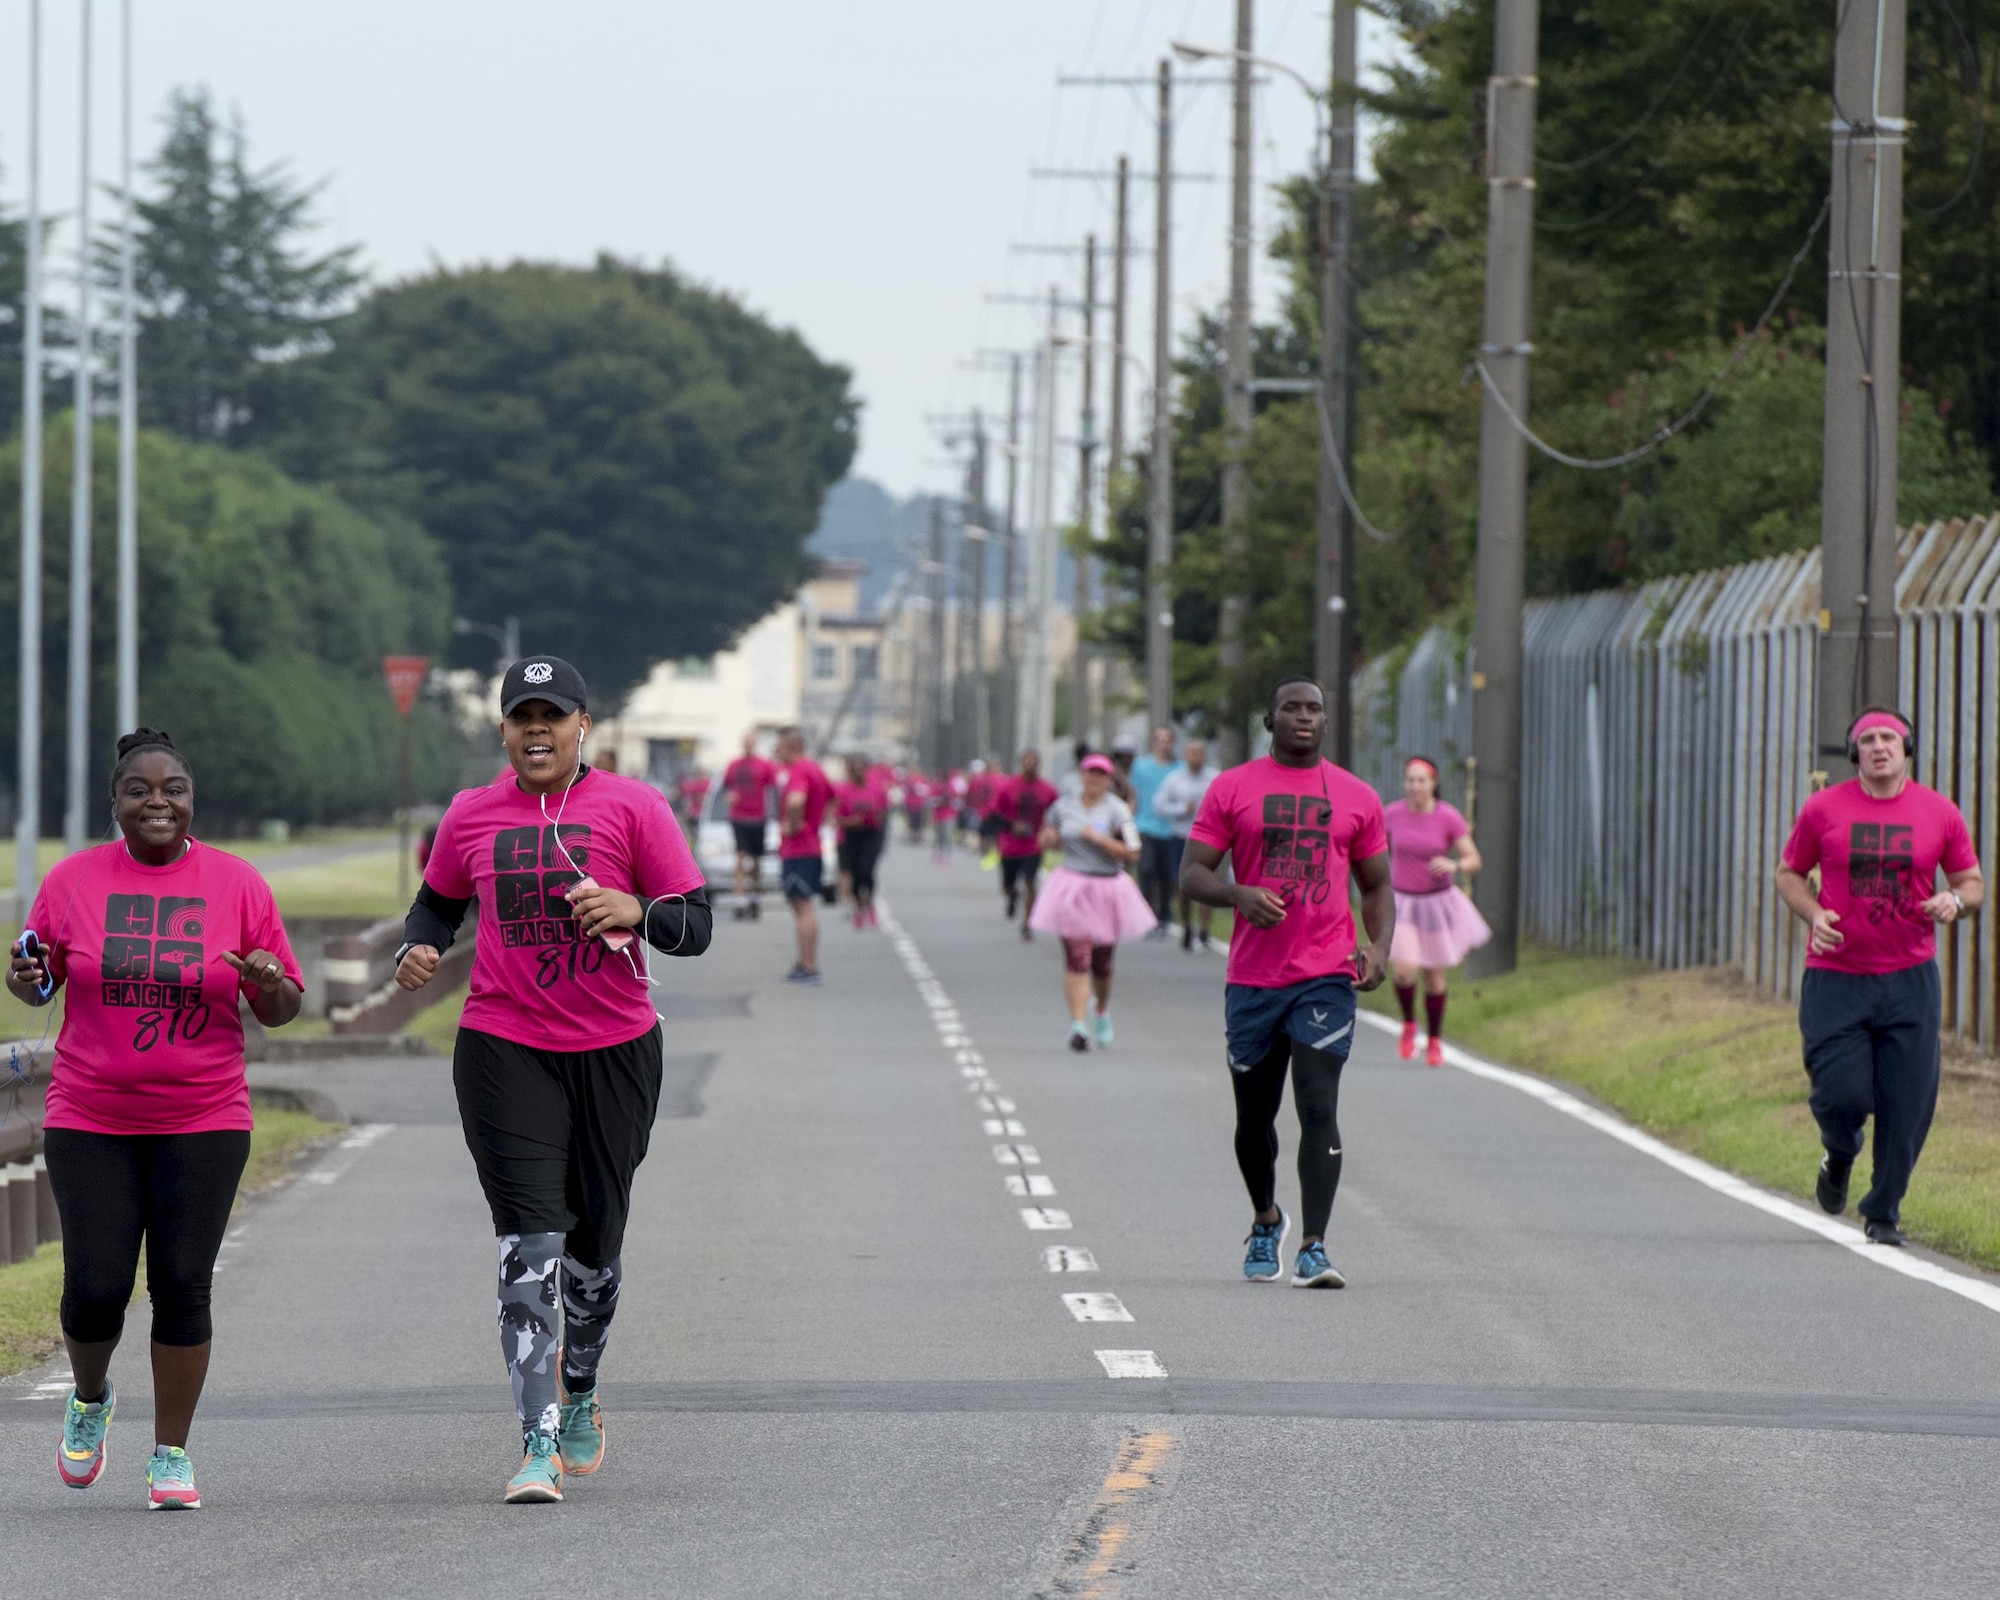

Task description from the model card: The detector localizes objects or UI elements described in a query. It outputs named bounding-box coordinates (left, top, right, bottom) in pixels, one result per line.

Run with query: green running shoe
left=558, top=1388, right=606, bottom=1476
left=145, top=1445, right=201, bottom=1510
left=58, top=1383, right=115, bottom=1488
left=1093, top=1011, right=1114, bottom=1049
left=505, top=1432, right=564, bottom=1504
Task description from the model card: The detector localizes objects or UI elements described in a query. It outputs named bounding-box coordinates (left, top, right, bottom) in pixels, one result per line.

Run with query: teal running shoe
left=558, top=1389, right=606, bottom=1476
left=145, top=1445, right=201, bottom=1510
left=58, top=1383, right=115, bottom=1488
left=1291, top=1241, right=1346, bottom=1288
left=1242, top=1206, right=1289, bottom=1282
left=1093, top=1011, right=1114, bottom=1049
left=505, top=1432, right=564, bottom=1504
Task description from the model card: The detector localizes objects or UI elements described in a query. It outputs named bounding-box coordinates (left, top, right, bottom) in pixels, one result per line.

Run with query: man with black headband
left=1181, top=675, right=1394, bottom=1288
left=1775, top=707, right=1984, bottom=1246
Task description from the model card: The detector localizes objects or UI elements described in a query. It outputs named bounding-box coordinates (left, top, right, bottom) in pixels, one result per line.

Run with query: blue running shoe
left=145, top=1445, right=201, bottom=1510
left=1242, top=1207, right=1289, bottom=1282
left=58, top=1383, right=114, bottom=1489
left=506, top=1432, right=564, bottom=1504
left=558, top=1389, right=606, bottom=1476
left=1292, top=1241, right=1346, bottom=1288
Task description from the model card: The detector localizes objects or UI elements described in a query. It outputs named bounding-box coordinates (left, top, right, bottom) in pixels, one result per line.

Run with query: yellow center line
left=1053, top=1429, right=1179, bottom=1599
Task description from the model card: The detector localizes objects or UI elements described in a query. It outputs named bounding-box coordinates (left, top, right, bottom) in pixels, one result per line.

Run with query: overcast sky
left=3, top=1, right=1403, bottom=505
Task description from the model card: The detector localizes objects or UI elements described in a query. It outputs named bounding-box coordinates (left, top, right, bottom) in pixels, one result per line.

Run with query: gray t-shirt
left=1048, top=793, right=1140, bottom=876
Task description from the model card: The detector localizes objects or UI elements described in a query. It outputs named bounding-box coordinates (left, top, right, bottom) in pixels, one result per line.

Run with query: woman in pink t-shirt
left=7, top=728, right=304, bottom=1509
left=1383, top=757, right=1490, bottom=1066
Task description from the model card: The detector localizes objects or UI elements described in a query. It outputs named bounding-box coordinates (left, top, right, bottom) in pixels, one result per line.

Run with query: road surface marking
left=1040, top=1430, right=1178, bottom=1598
left=982, top=1118, right=1029, bottom=1137
left=1006, top=1174, right=1058, bottom=1196
left=1354, top=1011, right=2000, bottom=1318
left=995, top=1144, right=1042, bottom=1165
left=1094, top=1350, right=1168, bottom=1379
left=1044, top=1247, right=1099, bottom=1272
left=1022, top=1208, right=1073, bottom=1230
left=1064, top=1293, right=1133, bottom=1322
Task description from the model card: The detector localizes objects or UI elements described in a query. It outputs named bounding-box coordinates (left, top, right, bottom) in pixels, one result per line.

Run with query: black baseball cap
left=500, top=656, right=588, bottom=717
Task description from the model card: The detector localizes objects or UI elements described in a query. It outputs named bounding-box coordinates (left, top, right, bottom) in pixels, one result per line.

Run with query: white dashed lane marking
left=1095, top=1350, right=1168, bottom=1378
left=880, top=903, right=1163, bottom=1377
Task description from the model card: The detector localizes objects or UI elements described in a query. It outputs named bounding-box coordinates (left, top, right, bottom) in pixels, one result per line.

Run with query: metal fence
left=1351, top=514, right=2000, bottom=1050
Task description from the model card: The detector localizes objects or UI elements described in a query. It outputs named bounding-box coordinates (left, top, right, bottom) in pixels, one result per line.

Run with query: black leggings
left=43, top=1127, right=250, bottom=1347
left=841, top=827, right=884, bottom=899
left=1231, top=1041, right=1346, bottom=1238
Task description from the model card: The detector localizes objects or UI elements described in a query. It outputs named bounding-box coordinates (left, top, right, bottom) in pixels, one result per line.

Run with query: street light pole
left=116, top=0, right=137, bottom=735
left=65, top=0, right=95, bottom=850
left=1316, top=1, right=1358, bottom=767
left=17, top=0, right=44, bottom=900
left=1146, top=60, right=1176, bottom=732
left=1215, top=0, right=1255, bottom=766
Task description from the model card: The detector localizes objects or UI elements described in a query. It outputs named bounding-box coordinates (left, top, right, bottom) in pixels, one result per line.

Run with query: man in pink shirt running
left=775, top=726, right=834, bottom=985
left=1775, top=707, right=1984, bottom=1247
left=1182, top=676, right=1394, bottom=1289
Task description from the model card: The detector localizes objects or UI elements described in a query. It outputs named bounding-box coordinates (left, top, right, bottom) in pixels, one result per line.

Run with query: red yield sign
left=382, top=655, right=430, bottom=718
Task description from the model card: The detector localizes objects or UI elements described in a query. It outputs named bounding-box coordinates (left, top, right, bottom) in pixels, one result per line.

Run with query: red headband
left=1851, top=713, right=1910, bottom=742
left=1404, top=758, right=1438, bottom=778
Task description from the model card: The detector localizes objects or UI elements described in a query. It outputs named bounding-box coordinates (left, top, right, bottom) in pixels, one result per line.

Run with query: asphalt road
left=8, top=846, right=2000, bottom=1597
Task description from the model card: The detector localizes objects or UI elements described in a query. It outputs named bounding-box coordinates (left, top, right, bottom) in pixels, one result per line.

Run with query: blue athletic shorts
left=781, top=855, right=824, bottom=903
left=1223, top=975, right=1356, bottom=1071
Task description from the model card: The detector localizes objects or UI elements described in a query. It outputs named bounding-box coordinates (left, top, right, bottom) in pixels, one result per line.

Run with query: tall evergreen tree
left=124, top=88, right=361, bottom=443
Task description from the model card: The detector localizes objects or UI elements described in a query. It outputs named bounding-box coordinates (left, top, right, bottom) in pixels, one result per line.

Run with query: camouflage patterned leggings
left=496, top=1233, right=624, bottom=1441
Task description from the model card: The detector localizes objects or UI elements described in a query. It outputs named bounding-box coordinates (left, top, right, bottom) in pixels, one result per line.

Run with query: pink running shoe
left=1425, top=1037, right=1445, bottom=1068
left=1398, top=1021, right=1419, bottom=1061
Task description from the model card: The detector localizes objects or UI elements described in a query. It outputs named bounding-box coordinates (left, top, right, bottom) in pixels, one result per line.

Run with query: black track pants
left=1230, top=1040, right=1346, bottom=1238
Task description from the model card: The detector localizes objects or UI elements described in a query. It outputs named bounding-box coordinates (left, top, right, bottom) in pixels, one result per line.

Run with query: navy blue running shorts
left=781, top=854, right=824, bottom=903
left=1223, top=975, right=1356, bottom=1071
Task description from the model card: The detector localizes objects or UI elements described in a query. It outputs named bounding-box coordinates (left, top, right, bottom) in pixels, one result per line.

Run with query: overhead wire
left=1910, top=0, right=1987, bottom=218
left=1469, top=193, right=1832, bottom=472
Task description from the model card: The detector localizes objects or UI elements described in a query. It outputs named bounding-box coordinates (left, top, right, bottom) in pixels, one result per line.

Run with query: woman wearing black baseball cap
left=395, top=655, right=714, bottom=1503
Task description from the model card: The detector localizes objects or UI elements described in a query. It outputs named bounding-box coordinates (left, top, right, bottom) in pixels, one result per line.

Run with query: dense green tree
left=1098, top=0, right=2000, bottom=725
left=123, top=88, right=361, bottom=443
left=0, top=424, right=459, bottom=829
left=248, top=257, right=859, bottom=704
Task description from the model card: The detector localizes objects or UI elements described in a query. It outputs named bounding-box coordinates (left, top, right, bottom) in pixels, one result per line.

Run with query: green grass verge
left=0, top=1105, right=343, bottom=1377
left=1361, top=944, right=2000, bottom=1272
left=408, top=984, right=469, bottom=1055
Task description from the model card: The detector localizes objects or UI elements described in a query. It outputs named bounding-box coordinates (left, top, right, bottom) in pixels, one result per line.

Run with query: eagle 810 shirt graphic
left=1847, top=822, right=1916, bottom=923
left=1261, top=794, right=1334, bottom=906
left=102, top=892, right=213, bottom=1049
left=492, top=823, right=609, bottom=987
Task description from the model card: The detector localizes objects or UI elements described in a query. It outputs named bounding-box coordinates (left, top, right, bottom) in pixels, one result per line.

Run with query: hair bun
left=115, top=727, right=176, bottom=760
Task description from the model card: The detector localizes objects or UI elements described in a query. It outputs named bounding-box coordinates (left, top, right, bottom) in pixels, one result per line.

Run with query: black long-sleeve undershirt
left=400, top=883, right=713, bottom=958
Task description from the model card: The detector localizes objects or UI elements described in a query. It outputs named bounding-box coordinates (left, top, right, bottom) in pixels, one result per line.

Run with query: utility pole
left=1109, top=158, right=1130, bottom=487
left=967, top=412, right=991, bottom=760
left=924, top=497, right=948, bottom=773
left=1816, top=0, right=1907, bottom=777
left=66, top=0, right=94, bottom=850
left=1316, top=1, right=1359, bottom=767
left=1072, top=235, right=1098, bottom=746
left=116, top=0, right=137, bottom=735
left=1000, top=356, right=1022, bottom=760
left=17, top=0, right=44, bottom=900
left=1214, top=0, right=1255, bottom=765
left=1017, top=292, right=1061, bottom=759
left=1467, top=0, right=1540, bottom=977
left=1147, top=60, right=1176, bottom=732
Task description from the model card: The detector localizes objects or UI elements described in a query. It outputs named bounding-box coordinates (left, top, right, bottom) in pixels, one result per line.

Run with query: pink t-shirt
left=28, top=840, right=303, bottom=1136
left=424, top=768, right=705, bottom=1050
left=723, top=756, right=777, bottom=823
left=834, top=781, right=888, bottom=834
left=1385, top=799, right=1468, bottom=895
left=994, top=776, right=1060, bottom=858
left=779, top=758, right=834, bottom=860
left=1189, top=757, right=1389, bottom=989
left=1781, top=778, right=1977, bottom=974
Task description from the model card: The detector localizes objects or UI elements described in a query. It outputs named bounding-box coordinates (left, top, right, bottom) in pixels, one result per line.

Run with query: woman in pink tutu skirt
left=1384, top=757, right=1489, bottom=1066
left=1030, top=753, right=1157, bottom=1051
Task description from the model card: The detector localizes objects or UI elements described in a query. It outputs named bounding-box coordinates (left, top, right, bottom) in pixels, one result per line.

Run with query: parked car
left=692, top=783, right=839, bottom=903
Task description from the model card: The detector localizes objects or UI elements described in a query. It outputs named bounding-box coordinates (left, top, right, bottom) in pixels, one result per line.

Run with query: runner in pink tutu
left=1029, top=754, right=1156, bottom=1051
left=1384, top=757, right=1489, bottom=1066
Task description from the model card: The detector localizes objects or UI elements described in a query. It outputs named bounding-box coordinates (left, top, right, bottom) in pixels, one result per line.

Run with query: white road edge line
left=1352, top=1010, right=2000, bottom=1316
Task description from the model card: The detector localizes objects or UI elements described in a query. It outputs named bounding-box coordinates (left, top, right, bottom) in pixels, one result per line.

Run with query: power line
left=1470, top=194, right=1831, bottom=472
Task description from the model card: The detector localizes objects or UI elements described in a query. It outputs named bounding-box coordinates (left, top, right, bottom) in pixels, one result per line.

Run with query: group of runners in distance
left=7, top=650, right=1978, bottom=1509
